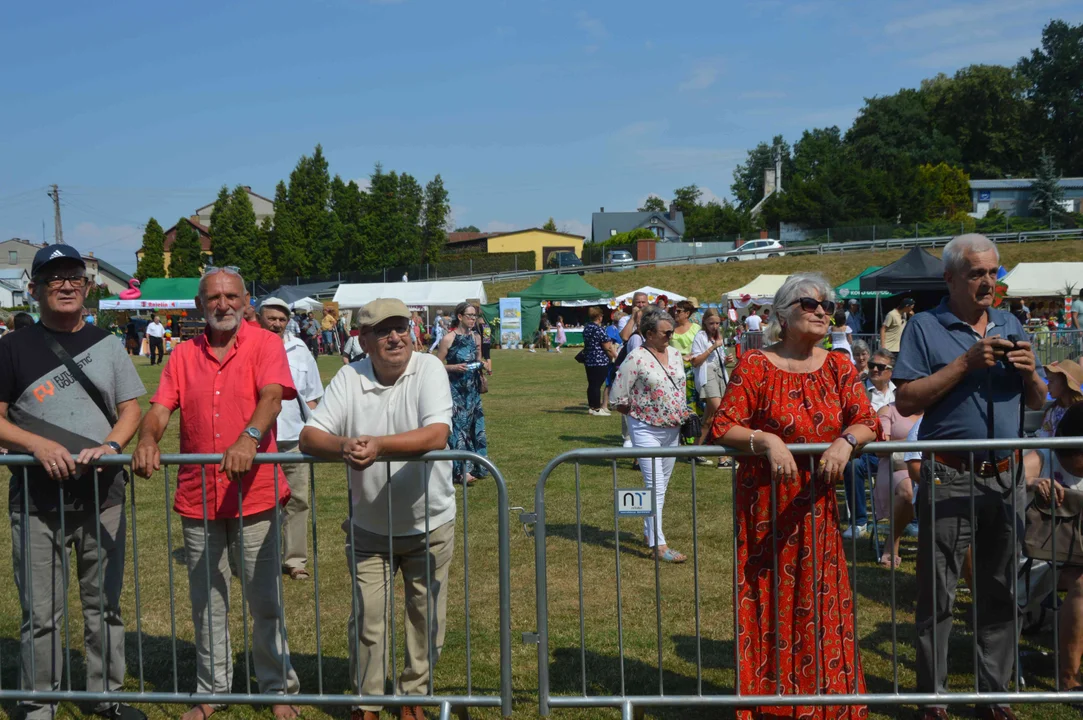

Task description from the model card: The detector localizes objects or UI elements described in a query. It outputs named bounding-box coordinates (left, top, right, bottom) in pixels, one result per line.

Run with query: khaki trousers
left=344, top=519, right=455, bottom=711
left=181, top=509, right=299, bottom=697
left=277, top=441, right=310, bottom=571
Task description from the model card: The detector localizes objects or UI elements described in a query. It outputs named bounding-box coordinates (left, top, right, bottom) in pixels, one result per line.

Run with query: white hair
left=765, top=272, right=835, bottom=344
left=942, top=233, right=998, bottom=276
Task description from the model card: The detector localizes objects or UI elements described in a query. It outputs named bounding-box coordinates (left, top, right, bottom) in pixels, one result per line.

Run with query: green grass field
left=0, top=349, right=1078, bottom=719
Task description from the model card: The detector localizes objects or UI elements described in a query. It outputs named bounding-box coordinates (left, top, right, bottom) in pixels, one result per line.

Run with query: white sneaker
left=529, top=348, right=536, bottom=353
left=597, top=408, right=612, bottom=416
left=841, top=524, right=868, bottom=540
left=588, top=408, right=603, bottom=416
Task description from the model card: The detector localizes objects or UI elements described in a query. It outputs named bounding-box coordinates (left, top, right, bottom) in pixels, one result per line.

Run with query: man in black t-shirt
left=0, top=244, right=146, bottom=720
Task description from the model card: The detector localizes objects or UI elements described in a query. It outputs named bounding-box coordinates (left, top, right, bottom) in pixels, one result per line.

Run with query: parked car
left=719, top=239, right=786, bottom=262
left=605, top=250, right=634, bottom=270
left=547, top=251, right=584, bottom=274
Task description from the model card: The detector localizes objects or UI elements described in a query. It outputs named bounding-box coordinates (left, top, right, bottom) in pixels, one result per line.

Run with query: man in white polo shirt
left=300, top=297, right=453, bottom=720
left=259, top=296, right=323, bottom=580
left=145, top=313, right=166, bottom=365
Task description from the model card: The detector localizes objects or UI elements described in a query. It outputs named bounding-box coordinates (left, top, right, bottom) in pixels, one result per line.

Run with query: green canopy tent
left=507, top=274, right=613, bottom=344
left=99, top=278, right=202, bottom=310
left=834, top=267, right=892, bottom=300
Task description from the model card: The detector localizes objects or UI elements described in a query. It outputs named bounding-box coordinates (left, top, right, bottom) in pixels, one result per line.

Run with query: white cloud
left=884, top=0, right=1066, bottom=34
left=576, top=11, right=608, bottom=40
left=351, top=177, right=372, bottom=192
left=698, top=186, right=727, bottom=206
left=637, top=193, right=668, bottom=208
left=557, top=219, right=590, bottom=238
left=484, top=220, right=518, bottom=233
left=679, top=57, right=726, bottom=92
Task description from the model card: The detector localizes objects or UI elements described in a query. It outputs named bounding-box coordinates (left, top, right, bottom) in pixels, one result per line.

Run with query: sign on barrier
left=615, top=488, right=651, bottom=516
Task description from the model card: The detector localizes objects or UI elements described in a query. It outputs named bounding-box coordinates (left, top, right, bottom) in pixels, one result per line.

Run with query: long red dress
left=710, top=350, right=881, bottom=720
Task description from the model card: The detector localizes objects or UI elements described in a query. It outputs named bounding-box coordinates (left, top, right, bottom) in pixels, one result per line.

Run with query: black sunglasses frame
left=788, top=296, right=837, bottom=315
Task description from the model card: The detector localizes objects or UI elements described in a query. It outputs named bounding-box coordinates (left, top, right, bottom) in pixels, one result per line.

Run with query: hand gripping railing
left=0, top=450, right=512, bottom=720
left=530, top=436, right=1083, bottom=719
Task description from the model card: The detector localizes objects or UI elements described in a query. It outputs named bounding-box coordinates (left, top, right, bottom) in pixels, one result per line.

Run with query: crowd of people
left=3, top=231, right=1082, bottom=719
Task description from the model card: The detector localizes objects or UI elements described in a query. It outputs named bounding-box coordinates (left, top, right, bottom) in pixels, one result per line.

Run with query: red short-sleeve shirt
left=152, top=322, right=297, bottom=519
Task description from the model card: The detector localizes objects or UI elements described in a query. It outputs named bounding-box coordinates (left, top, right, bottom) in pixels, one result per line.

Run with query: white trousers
left=629, top=417, right=680, bottom=548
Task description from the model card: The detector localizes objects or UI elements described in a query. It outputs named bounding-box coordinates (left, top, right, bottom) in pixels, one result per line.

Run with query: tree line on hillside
left=634, top=19, right=1083, bottom=240
left=136, top=145, right=451, bottom=281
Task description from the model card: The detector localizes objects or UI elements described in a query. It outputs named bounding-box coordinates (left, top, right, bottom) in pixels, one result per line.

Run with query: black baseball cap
left=32, top=244, right=85, bottom=277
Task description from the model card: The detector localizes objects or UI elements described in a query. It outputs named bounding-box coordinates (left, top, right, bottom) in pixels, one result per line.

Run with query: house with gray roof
left=970, top=177, right=1083, bottom=218
left=591, top=205, right=686, bottom=243
left=0, top=268, right=30, bottom=308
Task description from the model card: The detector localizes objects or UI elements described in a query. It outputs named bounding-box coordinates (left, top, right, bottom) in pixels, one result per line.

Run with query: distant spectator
left=829, top=307, right=853, bottom=362
left=846, top=298, right=864, bottom=333
left=435, top=302, right=491, bottom=485
left=1038, top=359, right=1083, bottom=437
left=243, top=302, right=261, bottom=328
left=146, top=313, right=166, bottom=365
left=880, top=297, right=914, bottom=353
left=1073, top=289, right=1083, bottom=330
left=321, top=311, right=337, bottom=354
left=553, top=315, right=567, bottom=353
left=744, top=311, right=763, bottom=332
left=12, top=312, right=35, bottom=331
left=578, top=306, right=615, bottom=416
left=852, top=339, right=871, bottom=383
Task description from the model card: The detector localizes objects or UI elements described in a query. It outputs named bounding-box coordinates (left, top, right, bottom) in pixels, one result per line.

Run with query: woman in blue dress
left=435, top=302, right=492, bottom=486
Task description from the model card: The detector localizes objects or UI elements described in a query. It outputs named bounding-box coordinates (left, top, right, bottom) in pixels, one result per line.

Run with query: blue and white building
left=969, top=177, right=1083, bottom=218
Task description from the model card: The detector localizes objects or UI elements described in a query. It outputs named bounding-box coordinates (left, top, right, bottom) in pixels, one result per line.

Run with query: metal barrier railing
left=529, top=437, right=1083, bottom=718
left=0, top=451, right=512, bottom=719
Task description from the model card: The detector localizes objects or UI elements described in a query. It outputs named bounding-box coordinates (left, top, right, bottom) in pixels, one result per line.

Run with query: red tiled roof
left=447, top=231, right=501, bottom=244
left=163, top=218, right=213, bottom=251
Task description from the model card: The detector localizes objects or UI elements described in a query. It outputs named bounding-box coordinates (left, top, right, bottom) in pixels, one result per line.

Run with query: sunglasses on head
left=787, top=297, right=836, bottom=315
left=203, top=265, right=240, bottom=276
left=869, top=362, right=892, bottom=371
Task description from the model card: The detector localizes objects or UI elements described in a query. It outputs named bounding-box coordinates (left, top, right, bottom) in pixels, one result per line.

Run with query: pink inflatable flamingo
left=120, top=278, right=141, bottom=300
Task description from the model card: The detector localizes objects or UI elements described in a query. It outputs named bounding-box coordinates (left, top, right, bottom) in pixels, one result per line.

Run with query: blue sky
left=2, top=0, right=1079, bottom=273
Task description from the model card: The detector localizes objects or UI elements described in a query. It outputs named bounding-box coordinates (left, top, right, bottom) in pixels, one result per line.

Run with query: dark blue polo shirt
left=892, top=298, right=1038, bottom=458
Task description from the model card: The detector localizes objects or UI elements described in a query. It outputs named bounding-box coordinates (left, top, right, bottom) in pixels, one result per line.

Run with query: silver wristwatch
left=243, top=427, right=262, bottom=444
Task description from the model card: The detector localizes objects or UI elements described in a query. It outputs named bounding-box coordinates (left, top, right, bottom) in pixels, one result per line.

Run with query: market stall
left=333, top=280, right=487, bottom=308
left=504, top=274, right=614, bottom=346
left=724, top=274, right=789, bottom=307
left=1001, top=262, right=1083, bottom=297
left=99, top=278, right=201, bottom=310
left=835, top=267, right=892, bottom=300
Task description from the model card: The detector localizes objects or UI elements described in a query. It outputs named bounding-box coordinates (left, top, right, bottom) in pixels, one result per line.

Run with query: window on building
left=8, top=251, right=16, bottom=265
left=610, top=229, right=617, bottom=237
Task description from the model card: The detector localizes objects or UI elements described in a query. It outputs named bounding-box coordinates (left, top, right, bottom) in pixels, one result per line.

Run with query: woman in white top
left=829, top=307, right=853, bottom=362
left=1025, top=402, right=1083, bottom=691
left=611, top=306, right=690, bottom=563
left=688, top=309, right=732, bottom=466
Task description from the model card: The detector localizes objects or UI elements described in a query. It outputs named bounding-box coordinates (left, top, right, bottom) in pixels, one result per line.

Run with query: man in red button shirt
left=132, top=268, right=301, bottom=720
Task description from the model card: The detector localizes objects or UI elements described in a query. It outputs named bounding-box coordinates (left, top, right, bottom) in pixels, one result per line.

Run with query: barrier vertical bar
left=888, top=450, right=898, bottom=694
left=612, top=459, right=626, bottom=698
left=930, top=451, right=938, bottom=700
left=771, top=471, right=780, bottom=695
left=58, top=486, right=72, bottom=693
left=849, top=457, right=859, bottom=650
left=386, top=461, right=398, bottom=695
left=424, top=461, right=433, bottom=698
left=200, top=465, right=216, bottom=695
left=461, top=460, right=472, bottom=695
left=272, top=465, right=289, bottom=692
left=308, top=464, right=325, bottom=694
left=575, top=462, right=586, bottom=696
left=652, top=455, right=663, bottom=696
left=808, top=455, right=820, bottom=694
left=732, top=465, right=740, bottom=699
left=164, top=466, right=179, bottom=692
left=690, top=459, right=702, bottom=695
left=22, top=469, right=35, bottom=689
left=236, top=477, right=252, bottom=694
left=536, top=459, right=551, bottom=716
left=492, top=456, right=513, bottom=718
left=1052, top=450, right=1061, bottom=691
left=92, top=469, right=109, bottom=699
left=129, top=468, right=145, bottom=692
left=1010, top=453, right=1020, bottom=692
left=346, top=468, right=363, bottom=701
left=969, top=455, right=978, bottom=693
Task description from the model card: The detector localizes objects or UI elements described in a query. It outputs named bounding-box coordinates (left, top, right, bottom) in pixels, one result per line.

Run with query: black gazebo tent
left=858, top=246, right=947, bottom=324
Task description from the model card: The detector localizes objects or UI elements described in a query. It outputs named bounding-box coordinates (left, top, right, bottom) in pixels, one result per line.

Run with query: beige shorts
left=701, top=362, right=727, bottom=399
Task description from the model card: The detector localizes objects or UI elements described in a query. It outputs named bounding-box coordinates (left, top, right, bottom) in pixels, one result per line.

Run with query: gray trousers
left=11, top=505, right=127, bottom=720
left=181, top=509, right=299, bottom=697
left=345, top=519, right=455, bottom=711
left=916, top=461, right=1024, bottom=702
left=278, top=441, right=310, bottom=571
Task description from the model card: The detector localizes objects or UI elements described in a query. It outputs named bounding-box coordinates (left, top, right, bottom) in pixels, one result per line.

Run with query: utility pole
left=47, top=185, right=64, bottom=244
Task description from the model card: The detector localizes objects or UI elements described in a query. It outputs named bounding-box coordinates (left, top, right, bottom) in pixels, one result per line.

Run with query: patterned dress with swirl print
left=709, top=350, right=881, bottom=720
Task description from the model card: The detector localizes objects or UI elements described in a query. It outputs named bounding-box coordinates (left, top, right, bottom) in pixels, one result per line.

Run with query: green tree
left=791, top=127, right=845, bottom=183
left=397, top=173, right=424, bottom=265
left=252, top=216, right=277, bottom=282
left=638, top=196, right=667, bottom=212
left=923, top=65, right=1033, bottom=178
left=135, top=217, right=166, bottom=281
left=454, top=225, right=480, bottom=233
left=916, top=162, right=972, bottom=217
left=420, top=174, right=450, bottom=264
left=542, top=217, right=558, bottom=232
left=846, top=89, right=959, bottom=172
left=1019, top=20, right=1083, bottom=175
left=331, top=176, right=365, bottom=271
left=731, top=136, right=793, bottom=210
left=269, top=180, right=307, bottom=276
left=671, top=185, right=703, bottom=218
left=168, top=219, right=204, bottom=277
left=1031, top=152, right=1068, bottom=226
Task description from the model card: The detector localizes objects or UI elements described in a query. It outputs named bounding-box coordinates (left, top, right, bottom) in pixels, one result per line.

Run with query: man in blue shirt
left=845, top=299, right=864, bottom=334
left=894, top=234, right=1046, bottom=720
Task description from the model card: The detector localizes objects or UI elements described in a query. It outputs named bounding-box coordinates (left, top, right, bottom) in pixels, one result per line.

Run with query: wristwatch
left=841, top=432, right=859, bottom=451
left=105, top=441, right=122, bottom=454
left=242, top=427, right=262, bottom=444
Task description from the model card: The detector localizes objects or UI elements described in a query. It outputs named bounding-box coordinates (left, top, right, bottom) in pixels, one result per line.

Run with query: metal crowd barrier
left=0, top=451, right=512, bottom=719
left=1027, top=327, right=1083, bottom=367
left=529, top=437, right=1083, bottom=718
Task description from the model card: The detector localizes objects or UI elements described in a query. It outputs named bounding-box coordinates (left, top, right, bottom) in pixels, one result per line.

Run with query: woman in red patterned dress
left=709, top=272, right=881, bottom=720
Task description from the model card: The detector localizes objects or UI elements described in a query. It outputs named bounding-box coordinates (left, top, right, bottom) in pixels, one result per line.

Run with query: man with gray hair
left=894, top=233, right=1046, bottom=720
left=133, top=268, right=301, bottom=720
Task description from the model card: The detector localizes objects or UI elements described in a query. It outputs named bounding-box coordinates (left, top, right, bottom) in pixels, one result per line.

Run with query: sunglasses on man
left=38, top=274, right=89, bottom=290
left=869, top=362, right=893, bottom=372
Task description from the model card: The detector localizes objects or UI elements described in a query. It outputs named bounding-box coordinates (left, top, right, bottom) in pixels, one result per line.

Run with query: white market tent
left=333, top=280, right=488, bottom=308
left=612, top=286, right=687, bottom=304
left=724, top=274, right=789, bottom=307
left=1001, top=262, right=1083, bottom=298
left=289, top=297, right=323, bottom=312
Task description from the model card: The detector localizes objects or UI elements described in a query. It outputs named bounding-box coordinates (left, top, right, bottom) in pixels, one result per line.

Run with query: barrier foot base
left=437, top=700, right=454, bottom=720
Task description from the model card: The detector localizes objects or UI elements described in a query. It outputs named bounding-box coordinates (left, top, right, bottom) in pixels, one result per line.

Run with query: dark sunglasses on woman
left=787, top=297, right=836, bottom=315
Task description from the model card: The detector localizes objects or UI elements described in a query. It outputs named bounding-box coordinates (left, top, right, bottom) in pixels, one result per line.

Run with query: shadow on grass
left=545, top=523, right=653, bottom=559
left=541, top=406, right=590, bottom=415
left=557, top=434, right=626, bottom=446
left=671, top=634, right=734, bottom=670
left=549, top=646, right=735, bottom=720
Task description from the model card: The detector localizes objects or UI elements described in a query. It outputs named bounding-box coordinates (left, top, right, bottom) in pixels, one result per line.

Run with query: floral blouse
left=611, top=346, right=688, bottom=428
left=1039, top=403, right=1067, bottom=438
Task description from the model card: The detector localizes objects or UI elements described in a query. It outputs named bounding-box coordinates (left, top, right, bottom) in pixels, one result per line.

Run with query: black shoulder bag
left=657, top=353, right=701, bottom=441
left=36, top=324, right=117, bottom=426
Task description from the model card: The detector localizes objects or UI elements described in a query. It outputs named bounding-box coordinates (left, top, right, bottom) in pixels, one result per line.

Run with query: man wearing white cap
left=300, top=297, right=454, bottom=720
left=259, top=297, right=324, bottom=580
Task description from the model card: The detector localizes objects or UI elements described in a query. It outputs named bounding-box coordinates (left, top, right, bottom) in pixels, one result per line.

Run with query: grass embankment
left=485, top=240, right=1083, bottom=300
left=0, top=351, right=1077, bottom=719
